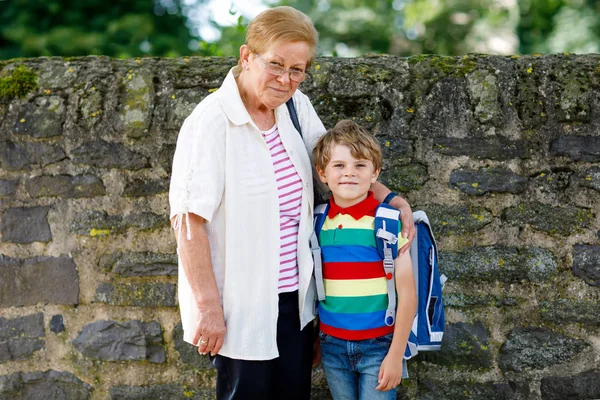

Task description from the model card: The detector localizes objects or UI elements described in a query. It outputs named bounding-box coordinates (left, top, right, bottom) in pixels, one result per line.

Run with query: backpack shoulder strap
left=312, top=203, right=329, bottom=301
left=374, top=203, right=400, bottom=326
left=286, top=98, right=302, bottom=138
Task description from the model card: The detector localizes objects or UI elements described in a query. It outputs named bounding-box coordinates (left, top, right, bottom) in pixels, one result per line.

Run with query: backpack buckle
left=376, top=228, right=398, bottom=245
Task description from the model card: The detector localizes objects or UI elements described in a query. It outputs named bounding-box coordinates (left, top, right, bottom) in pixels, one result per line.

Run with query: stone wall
left=0, top=54, right=599, bottom=400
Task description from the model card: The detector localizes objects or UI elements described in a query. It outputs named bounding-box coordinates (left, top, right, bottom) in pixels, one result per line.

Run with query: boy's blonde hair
left=240, top=6, right=318, bottom=69
left=313, top=120, right=383, bottom=172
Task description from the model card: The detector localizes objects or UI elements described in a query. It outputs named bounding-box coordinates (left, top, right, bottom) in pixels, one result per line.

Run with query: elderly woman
left=169, top=6, right=415, bottom=400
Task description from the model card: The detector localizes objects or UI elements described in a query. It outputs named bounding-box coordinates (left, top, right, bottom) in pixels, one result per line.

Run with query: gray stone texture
left=439, top=246, right=558, bottom=283
left=123, top=178, right=169, bottom=197
left=110, top=384, right=215, bottom=400
left=499, top=327, right=589, bottom=372
left=0, top=370, right=92, bottom=400
left=502, top=202, right=594, bottom=236
left=1, top=205, right=51, bottom=243
left=420, top=321, right=493, bottom=369
left=0, top=141, right=66, bottom=171
left=72, top=320, right=165, bottom=363
left=572, top=244, right=600, bottom=286
left=0, top=179, right=18, bottom=197
left=540, top=299, right=600, bottom=326
left=574, top=166, right=600, bottom=191
left=0, top=313, right=44, bottom=362
left=449, top=168, right=528, bottom=195
left=540, top=369, right=600, bottom=400
left=25, top=174, right=105, bottom=198
left=116, top=69, right=154, bottom=138
left=418, top=380, right=522, bottom=400
left=71, top=140, right=148, bottom=170
left=0, top=255, right=79, bottom=306
left=1, top=54, right=600, bottom=398
left=172, top=323, right=213, bottom=370
left=445, top=293, right=522, bottom=309
left=550, top=135, right=600, bottom=162
left=379, top=163, right=428, bottom=192
left=70, top=210, right=167, bottom=236
left=419, top=204, right=493, bottom=235
left=94, top=282, right=176, bottom=307
left=99, top=251, right=177, bottom=276
left=433, top=137, right=533, bottom=160
left=50, top=315, right=64, bottom=334
left=13, top=96, right=65, bottom=138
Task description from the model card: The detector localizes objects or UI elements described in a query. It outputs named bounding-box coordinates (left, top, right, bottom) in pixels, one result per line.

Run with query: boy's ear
left=371, top=168, right=380, bottom=183
left=316, top=166, right=328, bottom=183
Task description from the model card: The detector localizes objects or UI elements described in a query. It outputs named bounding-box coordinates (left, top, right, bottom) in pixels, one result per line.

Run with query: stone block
left=123, top=178, right=169, bottom=197
left=419, top=204, right=493, bottom=235
left=539, top=299, right=600, bottom=326
left=502, top=202, right=593, bottom=236
left=25, top=174, right=105, bottom=198
left=379, top=163, right=428, bottom=192
left=574, top=166, right=600, bottom=191
left=0, top=179, right=18, bottom=197
left=499, top=327, right=589, bottom=372
left=70, top=210, right=167, bottom=236
left=117, top=69, right=154, bottom=138
left=0, top=313, right=44, bottom=362
left=14, top=96, right=65, bottom=138
left=0, top=140, right=66, bottom=171
left=0, top=255, right=79, bottom=306
left=99, top=251, right=177, bottom=276
left=439, top=246, right=557, bottom=283
left=550, top=135, right=600, bottom=162
left=71, top=140, right=148, bottom=170
left=418, top=379, right=522, bottom=400
left=50, top=315, right=64, bottom=334
left=467, top=70, right=501, bottom=124
left=433, top=137, right=533, bottom=160
left=533, top=170, right=572, bottom=193
left=541, top=369, right=600, bottom=400
left=0, top=370, right=92, bottom=400
left=73, top=320, right=165, bottom=363
left=420, top=321, right=493, bottom=369
left=572, top=244, right=600, bottom=286
left=1, top=206, right=51, bottom=243
left=110, top=384, right=215, bottom=399
left=157, top=144, right=175, bottom=173
left=444, top=293, right=521, bottom=309
left=450, top=168, right=527, bottom=195
left=94, top=283, right=176, bottom=307
left=172, top=323, right=213, bottom=370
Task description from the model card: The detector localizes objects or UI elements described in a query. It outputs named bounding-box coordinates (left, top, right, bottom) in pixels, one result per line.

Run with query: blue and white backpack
left=310, top=205, right=446, bottom=359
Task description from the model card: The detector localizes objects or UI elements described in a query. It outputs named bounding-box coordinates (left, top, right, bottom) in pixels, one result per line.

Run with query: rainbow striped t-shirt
left=317, top=192, right=406, bottom=340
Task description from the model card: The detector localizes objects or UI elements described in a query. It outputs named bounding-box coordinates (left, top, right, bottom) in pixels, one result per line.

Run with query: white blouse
left=169, top=68, right=326, bottom=360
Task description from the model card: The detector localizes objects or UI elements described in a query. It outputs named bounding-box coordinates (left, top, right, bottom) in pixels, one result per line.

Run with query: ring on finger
left=199, top=339, right=208, bottom=345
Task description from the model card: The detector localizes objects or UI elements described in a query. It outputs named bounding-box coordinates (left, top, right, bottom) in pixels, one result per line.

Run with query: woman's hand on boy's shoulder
left=376, top=353, right=403, bottom=391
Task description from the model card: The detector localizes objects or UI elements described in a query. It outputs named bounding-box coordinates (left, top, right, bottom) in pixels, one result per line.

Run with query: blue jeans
left=319, top=332, right=408, bottom=400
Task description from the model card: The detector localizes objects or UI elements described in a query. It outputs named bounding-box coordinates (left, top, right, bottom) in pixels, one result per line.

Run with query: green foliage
left=0, top=0, right=210, bottom=59
left=0, top=65, right=38, bottom=99
left=270, top=0, right=600, bottom=56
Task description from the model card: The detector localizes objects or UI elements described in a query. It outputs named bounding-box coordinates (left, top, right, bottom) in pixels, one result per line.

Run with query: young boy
left=312, top=120, right=417, bottom=400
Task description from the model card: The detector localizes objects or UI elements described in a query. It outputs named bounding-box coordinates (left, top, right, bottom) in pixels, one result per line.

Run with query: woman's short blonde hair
left=313, top=120, right=383, bottom=172
left=244, top=6, right=318, bottom=68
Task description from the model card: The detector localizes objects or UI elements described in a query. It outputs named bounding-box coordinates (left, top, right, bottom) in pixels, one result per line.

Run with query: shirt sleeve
left=169, top=101, right=226, bottom=225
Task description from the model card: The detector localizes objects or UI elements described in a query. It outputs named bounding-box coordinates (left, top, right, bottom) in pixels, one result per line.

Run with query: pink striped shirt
left=262, top=125, right=302, bottom=293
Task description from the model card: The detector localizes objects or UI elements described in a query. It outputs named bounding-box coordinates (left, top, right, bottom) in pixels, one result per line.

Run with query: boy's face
left=317, top=143, right=380, bottom=208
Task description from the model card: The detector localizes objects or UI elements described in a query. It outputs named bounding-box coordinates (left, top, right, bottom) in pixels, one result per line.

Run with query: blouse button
left=338, top=224, right=343, bottom=229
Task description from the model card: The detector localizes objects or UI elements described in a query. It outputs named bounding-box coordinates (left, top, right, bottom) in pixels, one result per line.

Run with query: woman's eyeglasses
left=254, top=54, right=309, bottom=83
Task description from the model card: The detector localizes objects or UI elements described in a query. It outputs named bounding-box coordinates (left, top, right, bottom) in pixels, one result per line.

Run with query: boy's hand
left=376, top=354, right=403, bottom=391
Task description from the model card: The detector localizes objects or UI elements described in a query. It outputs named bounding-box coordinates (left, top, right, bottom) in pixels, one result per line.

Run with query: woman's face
left=244, top=41, right=310, bottom=110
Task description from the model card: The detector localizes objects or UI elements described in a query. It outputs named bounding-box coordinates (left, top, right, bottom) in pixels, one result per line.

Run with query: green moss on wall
left=0, top=65, right=38, bottom=99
